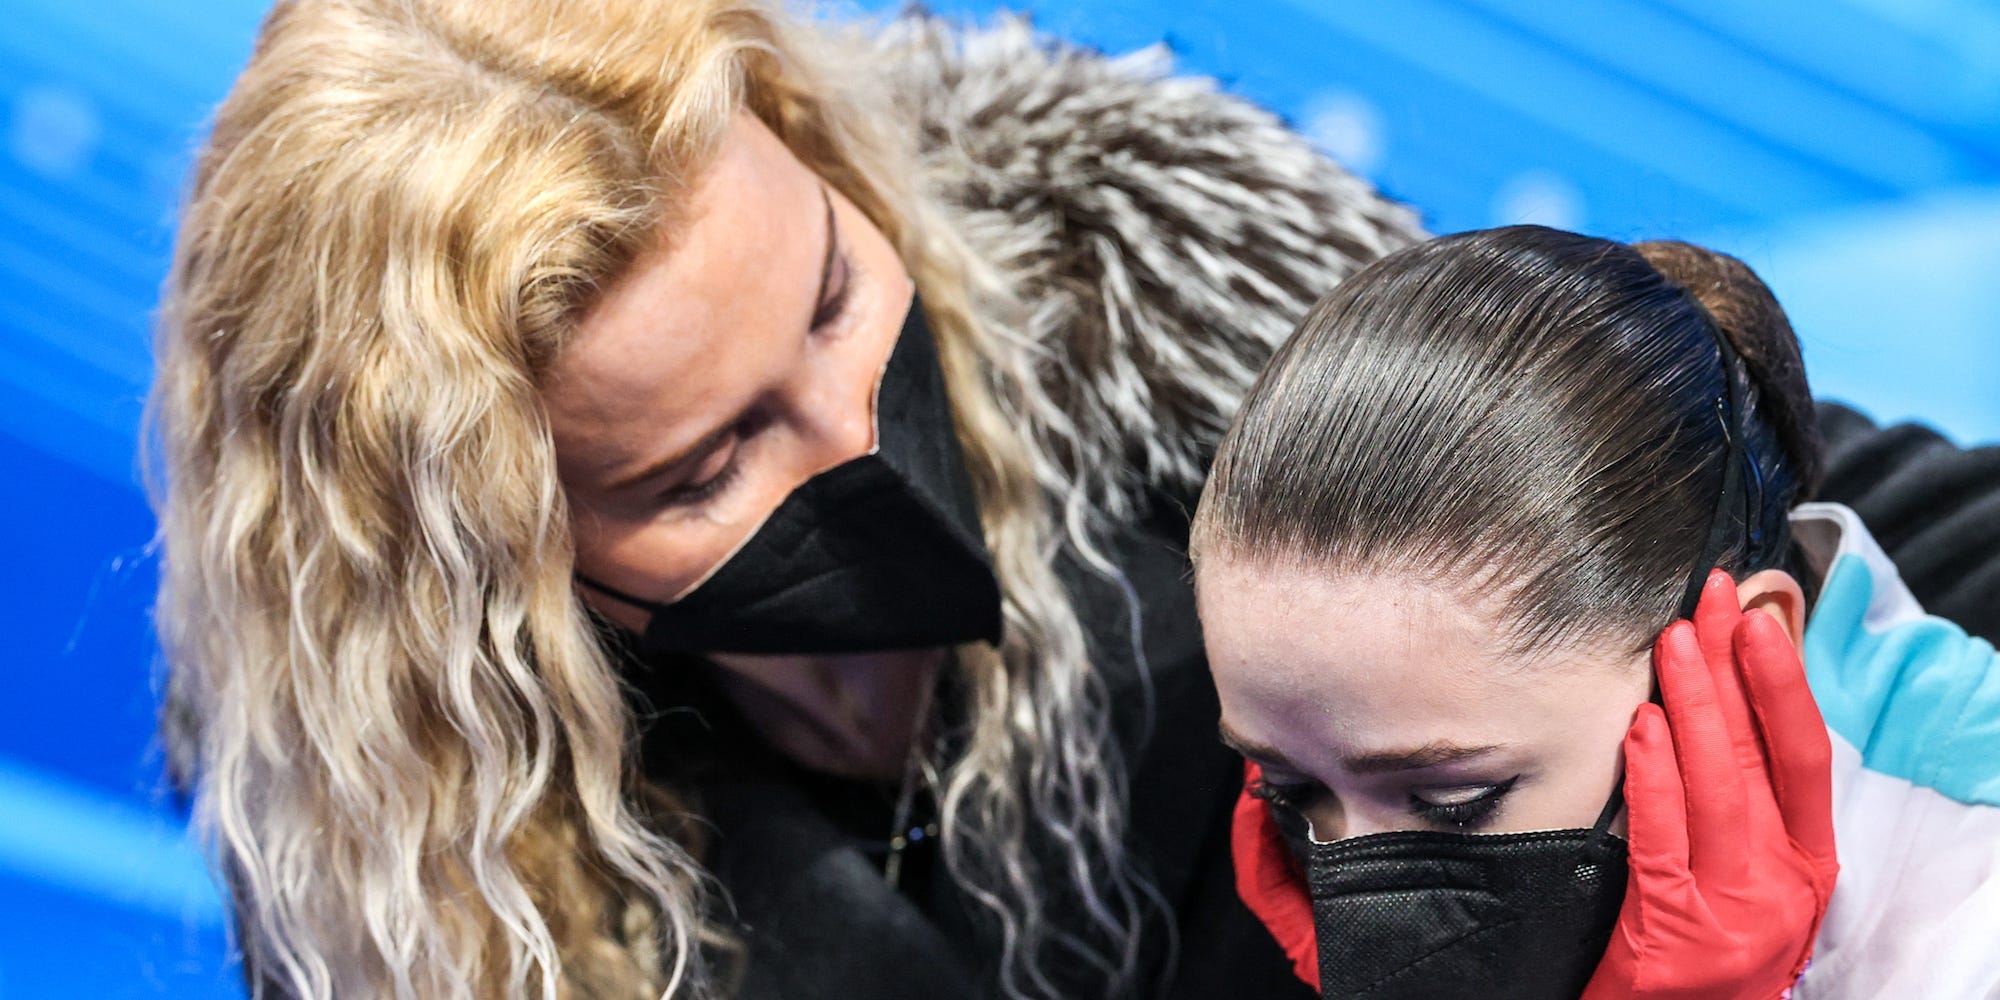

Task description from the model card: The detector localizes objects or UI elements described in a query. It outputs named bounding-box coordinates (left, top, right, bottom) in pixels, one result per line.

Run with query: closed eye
left=1247, top=776, right=1322, bottom=812
left=655, top=427, right=747, bottom=511
left=656, top=453, right=740, bottom=510
left=1408, top=777, right=1518, bottom=831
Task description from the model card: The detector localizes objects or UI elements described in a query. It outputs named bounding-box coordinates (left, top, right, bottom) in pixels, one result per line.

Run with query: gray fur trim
left=875, top=13, right=1429, bottom=522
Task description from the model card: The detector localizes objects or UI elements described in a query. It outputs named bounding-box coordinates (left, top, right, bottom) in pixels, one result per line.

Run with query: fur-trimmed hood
left=874, top=14, right=1428, bottom=523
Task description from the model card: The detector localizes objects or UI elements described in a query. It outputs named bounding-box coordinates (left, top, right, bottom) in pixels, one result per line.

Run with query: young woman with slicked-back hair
left=1199, top=227, right=2000, bottom=999
left=150, top=2, right=2000, bottom=997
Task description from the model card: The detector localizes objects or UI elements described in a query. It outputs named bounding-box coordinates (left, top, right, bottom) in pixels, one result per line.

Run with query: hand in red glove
left=1581, top=570, right=1840, bottom=999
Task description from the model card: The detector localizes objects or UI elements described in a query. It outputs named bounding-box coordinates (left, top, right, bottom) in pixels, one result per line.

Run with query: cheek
left=1503, top=744, right=1625, bottom=832
left=574, top=422, right=835, bottom=605
left=1502, top=670, right=1649, bottom=832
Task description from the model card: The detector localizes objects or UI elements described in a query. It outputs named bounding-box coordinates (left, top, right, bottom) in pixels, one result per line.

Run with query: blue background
left=2, top=1, right=1995, bottom=995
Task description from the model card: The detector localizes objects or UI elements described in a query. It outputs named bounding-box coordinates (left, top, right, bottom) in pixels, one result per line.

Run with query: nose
left=787, top=289, right=913, bottom=480
left=1334, top=815, right=1400, bottom=840
left=1314, top=803, right=1416, bottom=842
left=795, top=369, right=876, bottom=472
left=808, top=378, right=880, bottom=472
left=1302, top=800, right=1346, bottom=843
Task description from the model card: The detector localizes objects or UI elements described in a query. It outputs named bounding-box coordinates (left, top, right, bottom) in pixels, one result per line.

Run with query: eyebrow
left=1218, top=720, right=1503, bottom=776
left=1343, top=741, right=1505, bottom=775
left=1218, top=719, right=1300, bottom=770
left=604, top=185, right=840, bottom=496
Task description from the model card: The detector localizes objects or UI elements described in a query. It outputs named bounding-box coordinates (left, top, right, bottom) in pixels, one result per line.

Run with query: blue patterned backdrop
left=2, top=1, right=1995, bottom=995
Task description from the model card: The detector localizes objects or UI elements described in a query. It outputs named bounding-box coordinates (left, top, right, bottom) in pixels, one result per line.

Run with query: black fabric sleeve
left=1814, top=400, right=2000, bottom=645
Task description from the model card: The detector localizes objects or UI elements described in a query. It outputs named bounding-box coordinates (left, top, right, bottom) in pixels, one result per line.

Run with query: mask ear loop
left=1586, top=772, right=1630, bottom=859
left=1590, top=781, right=1627, bottom=839
left=575, top=573, right=673, bottom=615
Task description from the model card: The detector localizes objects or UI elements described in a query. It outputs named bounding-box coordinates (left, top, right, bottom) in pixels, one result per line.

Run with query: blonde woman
left=149, top=2, right=1999, bottom=998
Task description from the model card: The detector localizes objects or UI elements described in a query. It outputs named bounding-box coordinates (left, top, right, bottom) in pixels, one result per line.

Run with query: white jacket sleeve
left=1789, top=504, right=2000, bottom=999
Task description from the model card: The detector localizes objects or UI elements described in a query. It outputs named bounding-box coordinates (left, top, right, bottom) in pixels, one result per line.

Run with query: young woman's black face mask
left=579, top=299, right=1003, bottom=655
left=1279, top=789, right=1628, bottom=1000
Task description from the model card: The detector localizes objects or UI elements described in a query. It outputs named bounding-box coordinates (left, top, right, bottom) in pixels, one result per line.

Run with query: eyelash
left=1247, top=777, right=1318, bottom=810
left=656, top=447, right=744, bottom=510
left=1247, top=776, right=1520, bottom=832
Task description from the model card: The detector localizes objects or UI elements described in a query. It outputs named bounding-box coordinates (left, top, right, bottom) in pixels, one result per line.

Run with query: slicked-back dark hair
left=1192, top=225, right=1820, bottom=652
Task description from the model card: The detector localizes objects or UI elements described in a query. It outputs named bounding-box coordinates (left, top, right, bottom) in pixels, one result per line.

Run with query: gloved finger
left=1655, top=619, right=1750, bottom=884
left=1691, top=569, right=1744, bottom=665
left=1620, top=701, right=1690, bottom=878
left=1734, top=609, right=1838, bottom=871
left=1692, top=570, right=1763, bottom=774
left=1577, top=703, right=1683, bottom=1000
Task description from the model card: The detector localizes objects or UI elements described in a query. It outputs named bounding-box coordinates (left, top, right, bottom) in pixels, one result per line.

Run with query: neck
left=705, top=648, right=945, bottom=781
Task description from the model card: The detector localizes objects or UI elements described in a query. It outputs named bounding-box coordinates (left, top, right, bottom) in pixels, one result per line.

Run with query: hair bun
left=1631, top=240, right=1822, bottom=496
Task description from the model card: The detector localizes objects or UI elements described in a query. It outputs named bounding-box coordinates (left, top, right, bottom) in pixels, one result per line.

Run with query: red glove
left=1232, top=760, right=1318, bottom=989
left=1581, top=570, right=1840, bottom=999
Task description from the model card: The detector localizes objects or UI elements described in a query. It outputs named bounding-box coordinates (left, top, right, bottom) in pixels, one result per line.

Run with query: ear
left=1736, top=569, right=1807, bottom=648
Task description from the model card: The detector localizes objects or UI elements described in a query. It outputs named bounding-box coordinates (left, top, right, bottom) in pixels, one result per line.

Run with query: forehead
left=1198, top=559, right=1537, bottom=737
left=1196, top=554, right=1675, bottom=788
left=541, top=114, right=822, bottom=479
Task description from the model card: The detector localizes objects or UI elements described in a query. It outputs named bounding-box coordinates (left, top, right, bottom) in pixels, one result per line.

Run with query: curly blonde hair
left=150, top=1, right=1148, bottom=997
